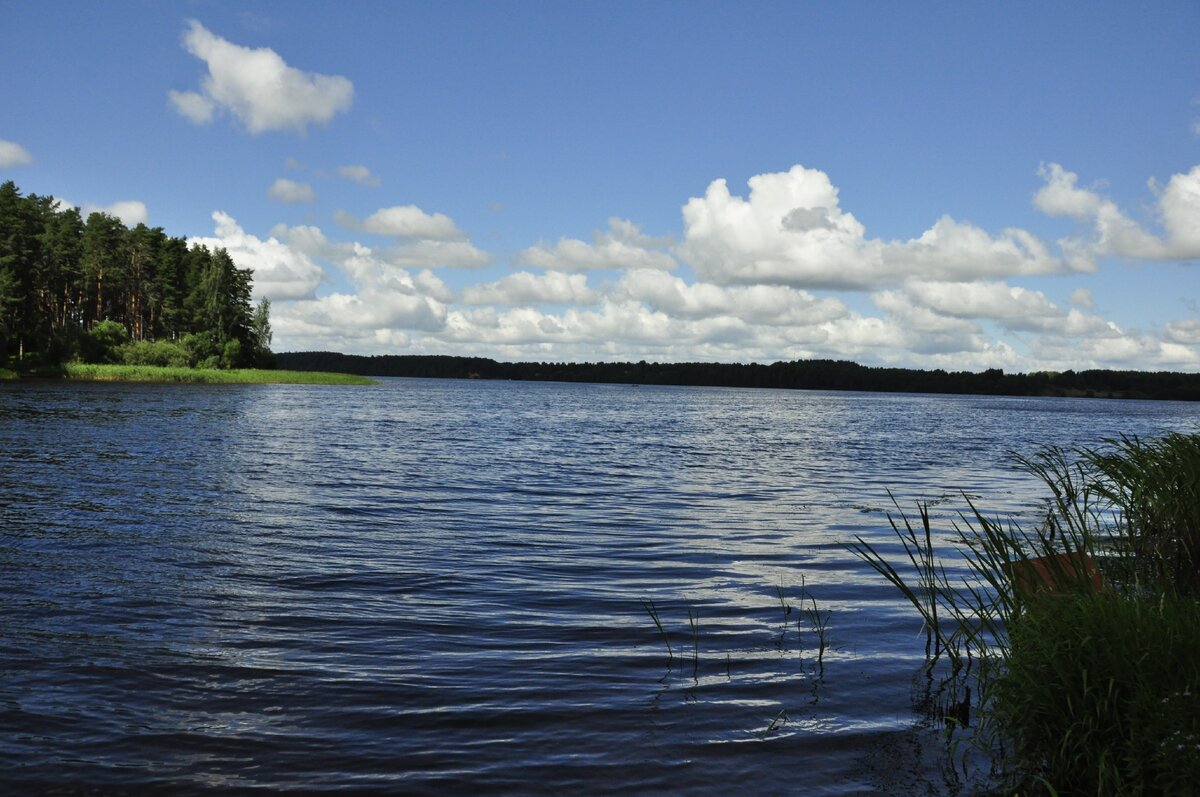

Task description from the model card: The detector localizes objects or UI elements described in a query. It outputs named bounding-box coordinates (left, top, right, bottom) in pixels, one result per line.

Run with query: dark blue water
left=2, top=378, right=1198, bottom=794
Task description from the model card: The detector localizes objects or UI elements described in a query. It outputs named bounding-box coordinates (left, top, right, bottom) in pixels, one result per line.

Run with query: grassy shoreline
left=4, top=363, right=376, bottom=385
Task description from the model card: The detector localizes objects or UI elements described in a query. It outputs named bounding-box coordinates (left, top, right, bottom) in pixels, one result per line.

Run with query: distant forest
left=276, top=352, right=1200, bottom=402
left=0, top=181, right=272, bottom=369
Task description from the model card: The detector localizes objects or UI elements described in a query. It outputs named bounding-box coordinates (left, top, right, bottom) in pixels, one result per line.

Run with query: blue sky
left=3, top=1, right=1199, bottom=370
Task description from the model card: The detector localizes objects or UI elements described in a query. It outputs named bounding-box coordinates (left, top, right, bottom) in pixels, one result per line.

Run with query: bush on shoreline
left=852, top=433, right=1200, bottom=795
left=998, top=590, right=1199, bottom=794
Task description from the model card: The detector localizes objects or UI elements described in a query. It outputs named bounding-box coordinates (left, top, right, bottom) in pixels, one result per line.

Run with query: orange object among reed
left=1008, top=551, right=1107, bottom=596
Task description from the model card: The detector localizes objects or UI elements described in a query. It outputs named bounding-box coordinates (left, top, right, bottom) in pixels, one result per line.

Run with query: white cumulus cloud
left=1032, top=163, right=1104, bottom=219
left=461, top=271, right=598, bottom=306
left=1069, top=287, right=1095, bottom=309
left=901, top=280, right=1062, bottom=325
left=246, top=160, right=1199, bottom=370
left=677, top=165, right=1067, bottom=290
left=614, top=269, right=846, bottom=326
left=0, top=139, right=33, bottom=167
left=82, top=200, right=148, bottom=227
left=1034, top=162, right=1200, bottom=262
left=865, top=295, right=988, bottom=355
left=167, top=90, right=215, bottom=125
left=1167, top=318, right=1200, bottom=345
left=268, top=222, right=355, bottom=262
left=281, top=290, right=447, bottom=333
left=170, top=20, right=353, bottom=134
left=884, top=217, right=1062, bottom=281
left=1031, top=333, right=1200, bottom=370
left=894, top=280, right=1122, bottom=338
left=190, top=212, right=324, bottom=300
left=267, top=177, right=316, bottom=204
left=1156, top=165, right=1200, bottom=256
left=267, top=240, right=454, bottom=349
left=380, top=239, right=491, bottom=270
left=338, top=205, right=465, bottom=241
left=678, top=165, right=876, bottom=288
left=339, top=243, right=454, bottom=300
left=519, top=218, right=676, bottom=272
left=333, top=205, right=490, bottom=269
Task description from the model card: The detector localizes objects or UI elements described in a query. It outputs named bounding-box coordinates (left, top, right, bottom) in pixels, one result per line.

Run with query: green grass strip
left=62, top=363, right=375, bottom=385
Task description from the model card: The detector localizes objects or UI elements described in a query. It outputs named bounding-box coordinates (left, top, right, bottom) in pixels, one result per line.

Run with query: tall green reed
left=850, top=434, right=1200, bottom=794
left=1084, top=433, right=1200, bottom=596
left=641, top=599, right=673, bottom=664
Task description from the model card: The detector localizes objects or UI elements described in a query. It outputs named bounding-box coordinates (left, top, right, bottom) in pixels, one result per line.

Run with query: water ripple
left=2, top=379, right=1198, bottom=793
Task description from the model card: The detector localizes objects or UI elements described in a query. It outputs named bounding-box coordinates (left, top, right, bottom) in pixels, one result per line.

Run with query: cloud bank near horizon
left=190, top=161, right=1200, bottom=372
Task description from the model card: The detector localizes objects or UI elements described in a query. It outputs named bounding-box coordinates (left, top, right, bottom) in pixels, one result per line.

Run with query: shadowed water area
left=2, top=378, right=1199, bottom=794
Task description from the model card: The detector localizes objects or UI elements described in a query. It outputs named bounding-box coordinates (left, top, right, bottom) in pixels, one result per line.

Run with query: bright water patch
left=2, top=379, right=1198, bottom=794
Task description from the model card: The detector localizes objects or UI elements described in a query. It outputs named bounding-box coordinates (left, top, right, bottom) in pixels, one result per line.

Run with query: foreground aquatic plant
left=641, top=599, right=673, bottom=664
left=1083, top=433, right=1200, bottom=596
left=850, top=434, right=1200, bottom=794
left=775, top=579, right=792, bottom=625
left=755, top=708, right=789, bottom=738
left=850, top=444, right=1123, bottom=671
left=639, top=579, right=833, bottom=681
left=686, top=607, right=700, bottom=679
left=637, top=584, right=838, bottom=748
left=804, top=593, right=831, bottom=672
left=852, top=498, right=958, bottom=666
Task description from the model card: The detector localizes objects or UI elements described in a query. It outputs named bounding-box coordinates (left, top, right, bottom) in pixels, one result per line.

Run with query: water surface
left=3, top=379, right=1198, bottom=794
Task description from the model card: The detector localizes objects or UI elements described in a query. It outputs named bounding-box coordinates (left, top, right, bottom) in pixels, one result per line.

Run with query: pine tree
left=0, top=180, right=272, bottom=370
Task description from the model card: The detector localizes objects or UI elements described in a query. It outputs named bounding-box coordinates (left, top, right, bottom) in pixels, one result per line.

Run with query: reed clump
left=851, top=433, right=1200, bottom=795
left=998, top=589, right=1200, bottom=795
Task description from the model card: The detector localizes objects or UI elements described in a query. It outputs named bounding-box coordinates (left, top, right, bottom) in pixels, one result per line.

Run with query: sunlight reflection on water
left=2, top=379, right=1198, bottom=794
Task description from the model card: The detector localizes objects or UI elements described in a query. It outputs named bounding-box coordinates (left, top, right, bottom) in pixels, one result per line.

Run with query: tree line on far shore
left=275, top=351, right=1200, bottom=402
left=0, top=181, right=272, bottom=370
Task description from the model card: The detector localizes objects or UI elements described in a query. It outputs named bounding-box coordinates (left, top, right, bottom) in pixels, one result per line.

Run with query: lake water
left=2, top=378, right=1199, bottom=795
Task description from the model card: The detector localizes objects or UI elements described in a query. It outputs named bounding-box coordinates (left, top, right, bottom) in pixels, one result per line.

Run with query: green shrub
left=121, top=339, right=190, bottom=368
left=79, top=320, right=128, bottom=363
left=181, top=331, right=218, bottom=367
left=221, top=338, right=243, bottom=369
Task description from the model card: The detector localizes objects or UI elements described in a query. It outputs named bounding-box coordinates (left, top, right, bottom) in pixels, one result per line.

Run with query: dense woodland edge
left=0, top=180, right=272, bottom=372
left=276, top=352, right=1200, bottom=402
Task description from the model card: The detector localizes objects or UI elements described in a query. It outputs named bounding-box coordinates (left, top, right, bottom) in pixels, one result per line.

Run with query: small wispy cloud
left=337, top=164, right=381, bottom=187
left=267, top=177, right=317, bottom=204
